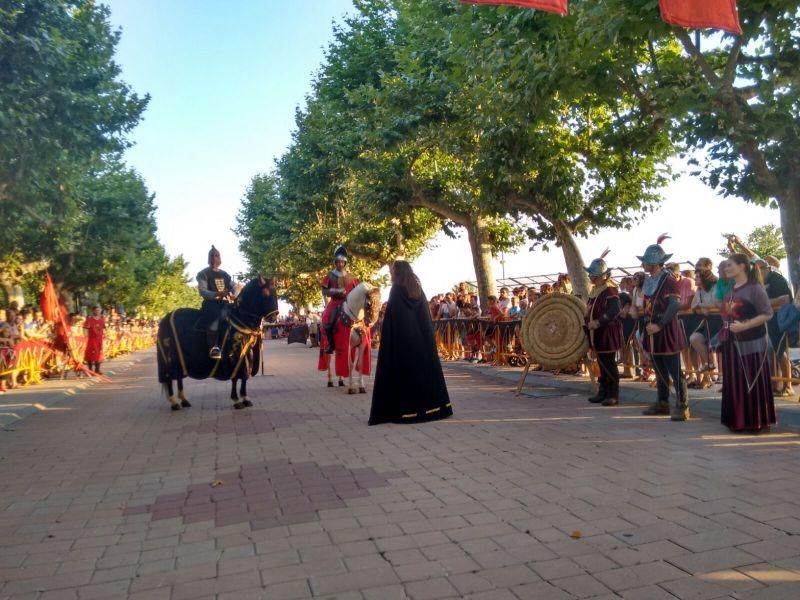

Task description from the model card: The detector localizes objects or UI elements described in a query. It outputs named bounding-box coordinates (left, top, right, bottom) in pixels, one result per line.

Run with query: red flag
left=461, top=0, right=568, bottom=16
left=40, top=271, right=62, bottom=323
left=659, top=0, right=742, bottom=35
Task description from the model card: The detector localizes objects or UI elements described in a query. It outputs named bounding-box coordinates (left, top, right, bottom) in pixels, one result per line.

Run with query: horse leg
left=357, top=344, right=366, bottom=394
left=231, top=379, right=244, bottom=410
left=348, top=331, right=357, bottom=395
left=164, top=379, right=180, bottom=411
left=177, top=377, right=191, bottom=408
left=241, top=378, right=252, bottom=407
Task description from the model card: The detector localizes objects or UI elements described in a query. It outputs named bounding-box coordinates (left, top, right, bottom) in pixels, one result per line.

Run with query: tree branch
left=722, top=37, right=743, bottom=87
left=407, top=179, right=467, bottom=225
left=674, top=28, right=721, bottom=87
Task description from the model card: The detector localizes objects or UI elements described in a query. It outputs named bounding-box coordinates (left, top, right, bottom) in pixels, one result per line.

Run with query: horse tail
left=161, top=382, right=171, bottom=397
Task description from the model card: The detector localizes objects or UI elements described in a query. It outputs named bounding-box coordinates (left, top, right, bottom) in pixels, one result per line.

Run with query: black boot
left=602, top=381, right=619, bottom=406
left=588, top=383, right=606, bottom=403
left=324, top=324, right=336, bottom=354
left=207, top=328, right=221, bottom=360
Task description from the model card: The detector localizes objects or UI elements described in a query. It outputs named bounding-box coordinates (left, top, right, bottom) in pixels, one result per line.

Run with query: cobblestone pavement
left=2, top=341, right=800, bottom=599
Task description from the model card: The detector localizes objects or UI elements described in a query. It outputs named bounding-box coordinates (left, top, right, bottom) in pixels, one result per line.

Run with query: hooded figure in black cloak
left=368, top=261, right=453, bottom=425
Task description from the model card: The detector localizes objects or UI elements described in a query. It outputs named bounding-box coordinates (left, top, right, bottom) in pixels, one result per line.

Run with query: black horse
left=156, top=276, right=278, bottom=410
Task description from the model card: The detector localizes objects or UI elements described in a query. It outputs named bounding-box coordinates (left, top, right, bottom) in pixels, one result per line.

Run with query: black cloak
left=368, top=285, right=453, bottom=425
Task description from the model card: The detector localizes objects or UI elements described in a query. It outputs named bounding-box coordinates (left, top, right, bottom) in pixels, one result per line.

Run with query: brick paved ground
left=2, top=340, right=800, bottom=599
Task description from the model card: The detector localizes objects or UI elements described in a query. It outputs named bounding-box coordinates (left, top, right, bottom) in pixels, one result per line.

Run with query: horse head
left=347, top=282, right=381, bottom=328
left=235, top=276, right=278, bottom=326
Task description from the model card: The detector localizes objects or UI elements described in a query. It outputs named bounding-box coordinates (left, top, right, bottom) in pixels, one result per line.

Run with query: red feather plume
left=657, top=233, right=671, bottom=245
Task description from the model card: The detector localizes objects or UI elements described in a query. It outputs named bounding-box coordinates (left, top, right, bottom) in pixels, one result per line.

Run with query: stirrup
left=209, top=346, right=222, bottom=360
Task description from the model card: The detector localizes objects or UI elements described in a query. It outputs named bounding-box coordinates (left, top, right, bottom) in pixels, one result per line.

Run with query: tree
left=52, top=165, right=168, bottom=310
left=746, top=224, right=787, bottom=260
left=0, top=0, right=148, bottom=218
left=139, top=256, right=201, bottom=319
left=718, top=224, right=787, bottom=260
left=364, top=0, right=673, bottom=297
left=573, top=0, right=800, bottom=289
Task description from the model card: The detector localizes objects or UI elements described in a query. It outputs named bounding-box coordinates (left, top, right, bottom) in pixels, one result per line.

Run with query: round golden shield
left=520, top=292, right=589, bottom=370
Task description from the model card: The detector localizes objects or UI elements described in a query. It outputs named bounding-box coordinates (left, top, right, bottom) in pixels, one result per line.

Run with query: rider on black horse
left=197, top=245, right=235, bottom=359
left=320, top=245, right=358, bottom=354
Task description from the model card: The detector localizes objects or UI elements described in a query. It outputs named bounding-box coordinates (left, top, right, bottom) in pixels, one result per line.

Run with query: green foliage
left=0, top=0, right=148, bottom=213
left=138, top=256, right=201, bottom=319
left=54, top=164, right=167, bottom=310
left=746, top=225, right=787, bottom=260
left=252, top=0, right=674, bottom=302
left=569, top=0, right=800, bottom=284
left=0, top=0, right=169, bottom=311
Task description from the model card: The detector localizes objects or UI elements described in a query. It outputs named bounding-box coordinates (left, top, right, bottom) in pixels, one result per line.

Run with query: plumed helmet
left=333, top=245, right=348, bottom=264
left=584, top=249, right=611, bottom=277
left=208, top=245, right=220, bottom=264
left=637, top=234, right=673, bottom=266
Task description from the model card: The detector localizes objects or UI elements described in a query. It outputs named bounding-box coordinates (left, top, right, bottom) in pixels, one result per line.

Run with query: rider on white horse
left=320, top=245, right=359, bottom=354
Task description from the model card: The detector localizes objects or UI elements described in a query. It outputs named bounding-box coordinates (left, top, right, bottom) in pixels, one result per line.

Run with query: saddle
left=194, top=304, right=232, bottom=332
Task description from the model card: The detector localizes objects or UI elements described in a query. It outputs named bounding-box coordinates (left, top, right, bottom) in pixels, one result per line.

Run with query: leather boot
left=642, top=401, right=670, bottom=415
left=207, top=327, right=221, bottom=360
left=602, top=382, right=619, bottom=406
left=588, top=383, right=606, bottom=403
left=324, top=324, right=336, bottom=354
left=671, top=381, right=690, bottom=421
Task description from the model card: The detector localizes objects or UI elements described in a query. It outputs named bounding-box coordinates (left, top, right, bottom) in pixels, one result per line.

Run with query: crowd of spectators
left=422, top=242, right=798, bottom=401
left=0, top=302, right=158, bottom=393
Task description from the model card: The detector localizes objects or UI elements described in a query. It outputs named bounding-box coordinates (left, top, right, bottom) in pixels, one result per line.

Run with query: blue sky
left=105, top=1, right=784, bottom=303
left=106, top=0, right=355, bottom=281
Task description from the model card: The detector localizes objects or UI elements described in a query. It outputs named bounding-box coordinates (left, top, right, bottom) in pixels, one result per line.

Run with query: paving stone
left=595, top=560, right=689, bottom=592
left=4, top=345, right=800, bottom=600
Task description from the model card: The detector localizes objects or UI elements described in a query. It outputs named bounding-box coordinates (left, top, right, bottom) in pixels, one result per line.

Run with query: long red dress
left=83, top=315, right=105, bottom=363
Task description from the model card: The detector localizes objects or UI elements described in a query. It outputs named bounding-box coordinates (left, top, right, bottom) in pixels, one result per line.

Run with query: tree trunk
left=779, top=191, right=800, bottom=293
left=465, top=216, right=496, bottom=310
left=553, top=219, right=589, bottom=298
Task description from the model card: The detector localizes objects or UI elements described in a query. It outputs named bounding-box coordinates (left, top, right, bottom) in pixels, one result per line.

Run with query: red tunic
left=642, top=273, right=687, bottom=354
left=318, top=271, right=367, bottom=377
left=83, top=315, right=105, bottom=362
left=320, top=272, right=359, bottom=326
left=584, top=286, right=623, bottom=353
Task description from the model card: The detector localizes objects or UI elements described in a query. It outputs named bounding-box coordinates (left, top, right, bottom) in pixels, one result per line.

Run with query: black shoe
left=209, top=346, right=222, bottom=360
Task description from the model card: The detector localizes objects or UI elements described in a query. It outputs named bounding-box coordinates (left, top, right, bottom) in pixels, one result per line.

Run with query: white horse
left=323, top=282, right=381, bottom=394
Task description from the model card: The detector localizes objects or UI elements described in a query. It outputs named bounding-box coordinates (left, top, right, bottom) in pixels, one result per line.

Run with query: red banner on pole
left=659, top=0, right=742, bottom=35
left=461, top=0, right=568, bottom=16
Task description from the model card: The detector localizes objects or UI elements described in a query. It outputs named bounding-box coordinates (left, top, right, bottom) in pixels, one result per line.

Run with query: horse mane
left=364, top=287, right=382, bottom=327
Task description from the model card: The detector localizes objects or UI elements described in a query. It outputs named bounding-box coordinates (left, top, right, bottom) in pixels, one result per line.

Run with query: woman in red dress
left=83, top=306, right=105, bottom=374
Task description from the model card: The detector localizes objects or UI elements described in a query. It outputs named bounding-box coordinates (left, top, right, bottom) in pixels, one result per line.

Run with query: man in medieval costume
left=639, top=235, right=690, bottom=421
left=197, top=245, right=235, bottom=359
left=584, top=250, right=623, bottom=406
left=320, top=245, right=359, bottom=354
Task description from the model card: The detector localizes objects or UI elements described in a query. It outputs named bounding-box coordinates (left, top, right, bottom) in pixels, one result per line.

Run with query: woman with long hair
left=368, top=261, right=452, bottom=425
left=719, top=254, right=775, bottom=432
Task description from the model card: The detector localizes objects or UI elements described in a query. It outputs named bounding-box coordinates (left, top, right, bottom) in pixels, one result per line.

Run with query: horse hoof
left=170, top=404, right=181, bottom=411
left=242, top=399, right=253, bottom=407
left=180, top=399, right=191, bottom=408
left=359, top=387, right=367, bottom=394
left=327, top=382, right=334, bottom=388
left=338, top=381, right=345, bottom=387
left=233, top=401, right=246, bottom=410
left=348, top=389, right=356, bottom=395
